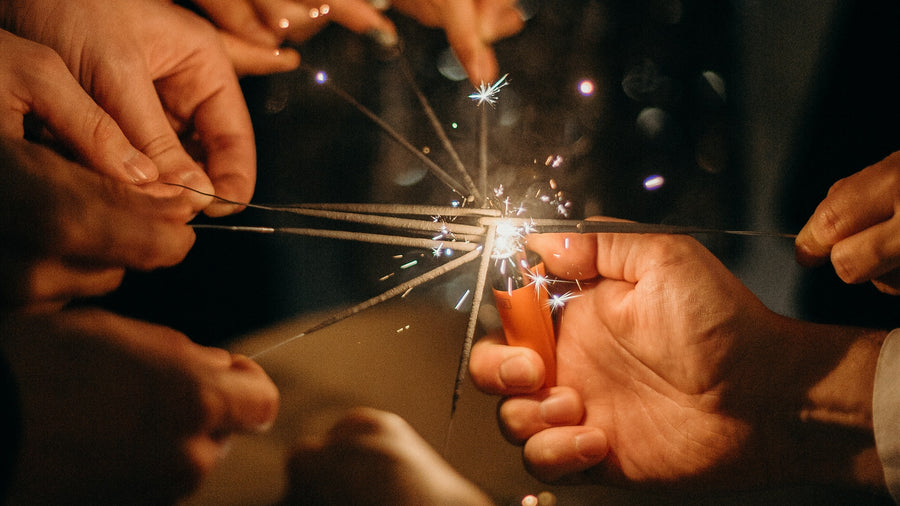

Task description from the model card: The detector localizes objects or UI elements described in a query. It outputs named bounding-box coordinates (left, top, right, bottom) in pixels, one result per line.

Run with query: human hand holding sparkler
left=0, top=0, right=256, bottom=217
left=796, top=151, right=900, bottom=295
left=0, top=139, right=196, bottom=313
left=470, top=228, right=888, bottom=494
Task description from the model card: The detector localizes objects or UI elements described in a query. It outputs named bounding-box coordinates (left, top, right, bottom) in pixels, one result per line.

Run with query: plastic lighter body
left=491, top=263, right=557, bottom=388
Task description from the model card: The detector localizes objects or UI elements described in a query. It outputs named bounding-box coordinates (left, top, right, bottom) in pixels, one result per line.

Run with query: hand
left=392, top=0, right=525, bottom=84
left=0, top=28, right=158, bottom=184
left=796, top=151, right=900, bottom=295
left=284, top=407, right=492, bottom=505
left=469, top=227, right=887, bottom=492
left=192, top=0, right=524, bottom=84
left=1, top=308, right=279, bottom=504
left=1, top=0, right=256, bottom=216
left=0, top=139, right=196, bottom=312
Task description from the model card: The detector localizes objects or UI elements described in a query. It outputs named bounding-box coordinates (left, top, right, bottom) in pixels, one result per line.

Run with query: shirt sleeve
left=874, top=327, right=900, bottom=502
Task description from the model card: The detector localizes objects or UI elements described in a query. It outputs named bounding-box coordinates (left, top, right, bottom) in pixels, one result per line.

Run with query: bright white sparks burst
left=469, top=74, right=510, bottom=106
left=547, top=291, right=580, bottom=313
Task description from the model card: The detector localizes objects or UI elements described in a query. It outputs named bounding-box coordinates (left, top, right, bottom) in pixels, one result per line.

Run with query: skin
left=285, top=407, right=493, bottom=505
left=0, top=0, right=256, bottom=216
left=0, top=28, right=158, bottom=185
left=193, top=0, right=524, bottom=84
left=469, top=227, right=888, bottom=494
left=796, top=151, right=900, bottom=295
left=1, top=308, right=279, bottom=504
left=0, top=138, right=196, bottom=312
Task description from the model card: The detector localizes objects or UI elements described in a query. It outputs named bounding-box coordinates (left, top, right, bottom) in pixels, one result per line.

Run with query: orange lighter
left=491, top=262, right=557, bottom=388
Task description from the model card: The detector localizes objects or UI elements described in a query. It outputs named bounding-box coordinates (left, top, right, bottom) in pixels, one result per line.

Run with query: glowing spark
left=491, top=220, right=525, bottom=260
left=469, top=73, right=509, bottom=106
left=455, top=289, right=471, bottom=310
left=400, top=260, right=418, bottom=269
left=524, top=269, right=550, bottom=296
left=314, top=71, right=328, bottom=84
left=396, top=324, right=410, bottom=333
left=547, top=291, right=580, bottom=313
left=578, top=79, right=596, bottom=96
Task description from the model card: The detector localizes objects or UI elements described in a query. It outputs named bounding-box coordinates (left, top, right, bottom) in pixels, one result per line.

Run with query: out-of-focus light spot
left=314, top=71, right=327, bottom=84
left=309, top=5, right=330, bottom=18
left=277, top=18, right=290, bottom=29
left=422, top=146, right=431, bottom=154
left=436, top=49, right=467, bottom=81
left=702, top=70, right=726, bottom=100
left=544, top=155, right=564, bottom=168
left=636, top=107, right=668, bottom=139
left=578, top=79, right=596, bottom=96
left=451, top=122, right=458, bottom=129
left=643, top=174, right=665, bottom=191
left=522, top=495, right=539, bottom=506
left=392, top=165, right=426, bottom=186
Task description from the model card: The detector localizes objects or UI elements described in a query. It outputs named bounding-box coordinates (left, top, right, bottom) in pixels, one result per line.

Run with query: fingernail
left=499, top=354, right=539, bottom=388
left=218, top=440, right=233, bottom=460
left=575, top=431, right=607, bottom=459
left=366, top=28, right=398, bottom=48
left=253, top=420, right=274, bottom=433
left=123, top=149, right=157, bottom=183
left=368, top=0, right=391, bottom=11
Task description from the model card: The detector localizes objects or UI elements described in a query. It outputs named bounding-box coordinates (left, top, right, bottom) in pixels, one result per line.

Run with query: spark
left=469, top=73, right=510, bottom=107
left=454, top=290, right=471, bottom=310
left=547, top=291, right=580, bottom=313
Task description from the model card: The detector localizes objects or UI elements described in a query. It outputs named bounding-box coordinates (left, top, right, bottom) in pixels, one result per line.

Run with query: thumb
left=1, top=33, right=158, bottom=184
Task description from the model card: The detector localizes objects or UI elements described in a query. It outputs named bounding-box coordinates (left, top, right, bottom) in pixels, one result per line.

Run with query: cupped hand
left=285, top=407, right=493, bottom=505
left=470, top=229, right=808, bottom=489
left=796, top=151, right=900, bottom=295
left=1, top=308, right=279, bottom=504
left=1, top=0, right=256, bottom=216
left=0, top=139, right=197, bottom=312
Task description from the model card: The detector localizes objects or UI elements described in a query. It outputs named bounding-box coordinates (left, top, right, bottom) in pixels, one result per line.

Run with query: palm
left=551, top=240, right=775, bottom=487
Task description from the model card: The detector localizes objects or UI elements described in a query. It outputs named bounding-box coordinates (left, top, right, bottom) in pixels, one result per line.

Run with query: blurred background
left=95, top=0, right=900, bottom=503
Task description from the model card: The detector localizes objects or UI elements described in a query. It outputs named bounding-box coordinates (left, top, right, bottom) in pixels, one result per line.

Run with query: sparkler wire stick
left=167, top=184, right=488, bottom=236
left=449, top=225, right=497, bottom=417
left=308, top=66, right=469, bottom=198
left=191, top=224, right=481, bottom=251
left=480, top=217, right=798, bottom=239
left=479, top=105, right=488, bottom=200
left=248, top=246, right=484, bottom=360
left=397, top=55, right=483, bottom=202
left=297, top=203, right=501, bottom=218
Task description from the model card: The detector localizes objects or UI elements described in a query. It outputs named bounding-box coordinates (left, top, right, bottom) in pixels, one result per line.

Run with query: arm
left=470, top=228, right=889, bottom=493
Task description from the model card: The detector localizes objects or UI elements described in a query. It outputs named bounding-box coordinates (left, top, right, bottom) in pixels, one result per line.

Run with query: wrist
left=766, top=318, right=887, bottom=492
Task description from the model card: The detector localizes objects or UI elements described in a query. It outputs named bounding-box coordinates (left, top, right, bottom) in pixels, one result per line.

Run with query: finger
left=498, top=386, right=584, bottom=443
left=303, top=0, right=398, bottom=46
left=526, top=232, right=600, bottom=280
left=873, top=272, right=900, bottom=296
left=218, top=353, right=280, bottom=432
left=469, top=334, right=545, bottom=394
left=153, top=47, right=257, bottom=217
left=796, top=157, right=900, bottom=266
left=218, top=32, right=301, bottom=76
left=522, top=426, right=609, bottom=483
left=476, top=0, right=525, bottom=42
left=441, top=1, right=498, bottom=84
left=190, top=0, right=280, bottom=47
left=0, top=255, right=124, bottom=309
left=830, top=215, right=900, bottom=284
left=0, top=33, right=158, bottom=183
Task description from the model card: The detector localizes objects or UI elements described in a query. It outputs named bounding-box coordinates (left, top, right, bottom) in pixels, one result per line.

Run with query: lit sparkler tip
left=314, top=71, right=328, bottom=84
left=469, top=73, right=510, bottom=107
left=547, top=291, right=580, bottom=313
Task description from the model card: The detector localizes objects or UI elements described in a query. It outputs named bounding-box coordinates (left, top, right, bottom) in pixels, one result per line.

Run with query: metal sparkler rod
left=248, top=246, right=484, bottom=359
left=398, top=56, right=483, bottom=202
left=190, top=224, right=482, bottom=251
left=479, top=217, right=797, bottom=239
left=294, top=203, right=502, bottom=217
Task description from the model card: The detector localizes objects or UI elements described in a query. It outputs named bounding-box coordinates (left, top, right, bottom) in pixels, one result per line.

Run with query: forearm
left=773, top=318, right=888, bottom=492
